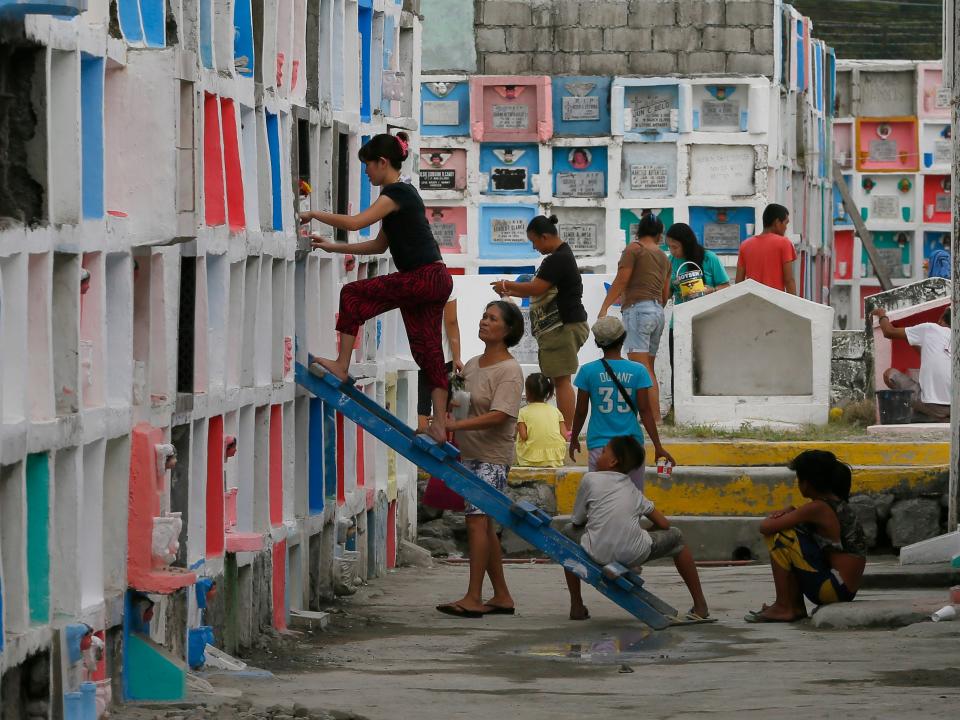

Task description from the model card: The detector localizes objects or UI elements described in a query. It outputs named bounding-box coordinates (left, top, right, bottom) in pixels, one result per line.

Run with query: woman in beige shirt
left=598, top=214, right=671, bottom=423
left=436, top=300, right=525, bottom=618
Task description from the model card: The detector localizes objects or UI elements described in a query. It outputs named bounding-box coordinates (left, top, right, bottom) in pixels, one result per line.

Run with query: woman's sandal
left=436, top=603, right=484, bottom=619
left=481, top=604, right=516, bottom=616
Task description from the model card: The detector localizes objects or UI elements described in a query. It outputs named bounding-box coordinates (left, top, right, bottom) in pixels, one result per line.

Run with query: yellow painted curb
left=509, top=465, right=948, bottom=517
left=640, top=441, right=951, bottom=467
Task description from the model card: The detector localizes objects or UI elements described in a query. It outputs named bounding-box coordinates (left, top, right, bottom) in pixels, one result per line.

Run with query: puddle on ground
left=517, top=627, right=661, bottom=661
left=505, top=626, right=737, bottom=665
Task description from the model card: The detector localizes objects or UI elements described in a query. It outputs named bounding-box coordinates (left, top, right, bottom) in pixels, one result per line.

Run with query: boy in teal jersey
left=569, top=317, right=674, bottom=490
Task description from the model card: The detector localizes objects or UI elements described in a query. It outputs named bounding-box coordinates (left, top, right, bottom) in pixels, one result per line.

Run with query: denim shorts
left=622, top=301, right=665, bottom=354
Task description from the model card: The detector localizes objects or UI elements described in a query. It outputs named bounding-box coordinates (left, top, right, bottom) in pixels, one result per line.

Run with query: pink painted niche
left=203, top=93, right=227, bottom=227
left=427, top=206, right=467, bottom=254
left=205, top=416, right=225, bottom=558
left=127, top=423, right=196, bottom=594
left=219, top=98, right=246, bottom=231
left=833, top=121, right=854, bottom=170
left=855, top=117, right=919, bottom=173
left=922, top=175, right=952, bottom=224
left=470, top=76, right=552, bottom=143
left=833, top=230, right=854, bottom=280
left=272, top=540, right=287, bottom=630
left=418, top=148, right=467, bottom=191
left=918, top=63, right=950, bottom=119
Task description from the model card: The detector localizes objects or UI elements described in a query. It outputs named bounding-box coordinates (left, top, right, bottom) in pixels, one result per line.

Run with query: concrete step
left=508, top=464, right=948, bottom=517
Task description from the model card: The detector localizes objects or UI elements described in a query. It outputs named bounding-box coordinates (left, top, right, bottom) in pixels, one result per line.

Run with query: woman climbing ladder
left=300, top=132, right=453, bottom=443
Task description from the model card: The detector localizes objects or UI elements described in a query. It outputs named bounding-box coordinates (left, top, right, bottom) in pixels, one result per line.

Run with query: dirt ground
left=116, top=561, right=960, bottom=720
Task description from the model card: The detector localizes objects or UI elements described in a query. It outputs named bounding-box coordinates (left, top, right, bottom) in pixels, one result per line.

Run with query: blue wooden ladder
left=295, top=361, right=679, bottom=629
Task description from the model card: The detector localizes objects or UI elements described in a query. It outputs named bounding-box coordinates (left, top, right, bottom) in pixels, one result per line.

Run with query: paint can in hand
left=656, top=458, right=673, bottom=480
left=676, top=262, right=705, bottom=301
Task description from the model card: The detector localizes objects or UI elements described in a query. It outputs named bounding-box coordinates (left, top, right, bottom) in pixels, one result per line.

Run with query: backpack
left=928, top=248, right=951, bottom=279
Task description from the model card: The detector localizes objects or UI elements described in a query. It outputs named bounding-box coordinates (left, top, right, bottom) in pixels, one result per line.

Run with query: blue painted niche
left=118, top=0, right=165, bottom=47
left=0, top=0, right=85, bottom=17
left=80, top=54, right=104, bottom=219
left=421, top=81, right=470, bottom=136
left=923, top=230, right=951, bottom=262
left=688, top=206, right=756, bottom=255
left=552, top=146, right=607, bottom=198
left=479, top=144, right=539, bottom=195
left=615, top=80, right=683, bottom=142
left=265, top=112, right=283, bottom=231
left=551, top=76, right=611, bottom=136
left=833, top=175, right=853, bottom=226
left=358, top=0, right=373, bottom=121
left=233, top=0, right=255, bottom=77
left=478, top=204, right=538, bottom=260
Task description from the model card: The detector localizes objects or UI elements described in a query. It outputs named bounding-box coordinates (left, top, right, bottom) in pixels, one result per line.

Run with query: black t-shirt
left=535, top=242, right=588, bottom=324
left=379, top=182, right=442, bottom=271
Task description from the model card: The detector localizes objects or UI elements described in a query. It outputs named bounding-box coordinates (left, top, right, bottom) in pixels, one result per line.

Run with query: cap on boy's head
left=592, top=316, right=626, bottom=348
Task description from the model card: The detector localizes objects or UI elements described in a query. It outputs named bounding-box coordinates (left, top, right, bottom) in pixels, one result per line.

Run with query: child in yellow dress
left=516, top=374, right=568, bottom=467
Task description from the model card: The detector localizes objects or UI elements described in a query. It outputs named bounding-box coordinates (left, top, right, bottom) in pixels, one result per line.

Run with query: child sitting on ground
left=516, top=373, right=568, bottom=467
left=562, top=436, right=709, bottom=622
left=747, top=450, right=867, bottom=623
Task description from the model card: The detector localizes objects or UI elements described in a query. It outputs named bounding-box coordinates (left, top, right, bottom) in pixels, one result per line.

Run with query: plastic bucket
left=876, top=389, right=914, bottom=424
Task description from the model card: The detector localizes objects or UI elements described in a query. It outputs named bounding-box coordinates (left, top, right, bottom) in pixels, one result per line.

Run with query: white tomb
left=672, top=280, right=835, bottom=426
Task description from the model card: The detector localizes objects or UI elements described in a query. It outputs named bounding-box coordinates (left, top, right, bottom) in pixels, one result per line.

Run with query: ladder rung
left=603, top=562, right=629, bottom=580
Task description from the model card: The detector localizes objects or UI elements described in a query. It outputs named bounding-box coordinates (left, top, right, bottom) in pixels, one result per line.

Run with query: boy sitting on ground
left=562, top=436, right=709, bottom=622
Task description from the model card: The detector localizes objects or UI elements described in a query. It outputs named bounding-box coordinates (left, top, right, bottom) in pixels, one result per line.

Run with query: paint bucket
left=931, top=605, right=957, bottom=622
left=187, top=626, right=215, bottom=669
left=63, top=692, right=84, bottom=720
left=676, top=261, right=705, bottom=301
left=875, top=389, right=914, bottom=425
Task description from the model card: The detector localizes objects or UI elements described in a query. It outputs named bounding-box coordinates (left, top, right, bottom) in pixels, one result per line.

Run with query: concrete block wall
left=830, top=60, right=952, bottom=331
left=0, top=0, right=422, bottom=713
left=474, top=0, right=775, bottom=77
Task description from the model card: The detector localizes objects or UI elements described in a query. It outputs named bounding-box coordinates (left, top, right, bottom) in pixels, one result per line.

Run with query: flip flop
left=436, top=603, right=484, bottom=619
left=481, top=605, right=516, bottom=616
left=671, top=611, right=717, bottom=626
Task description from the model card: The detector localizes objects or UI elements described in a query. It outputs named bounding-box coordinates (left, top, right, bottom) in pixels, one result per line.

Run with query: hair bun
left=548, top=214, right=559, bottom=224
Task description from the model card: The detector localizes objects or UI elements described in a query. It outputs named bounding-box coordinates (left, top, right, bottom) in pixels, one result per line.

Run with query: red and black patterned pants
left=336, top=262, right=453, bottom=391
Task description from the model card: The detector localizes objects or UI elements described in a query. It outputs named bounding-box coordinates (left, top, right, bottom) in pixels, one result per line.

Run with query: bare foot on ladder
left=312, top=356, right=351, bottom=382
